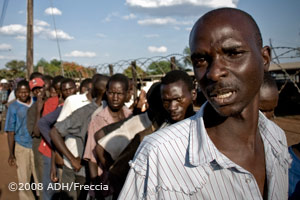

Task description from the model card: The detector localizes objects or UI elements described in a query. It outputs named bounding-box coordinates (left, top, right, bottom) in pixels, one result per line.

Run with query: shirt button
left=245, top=178, right=252, bottom=183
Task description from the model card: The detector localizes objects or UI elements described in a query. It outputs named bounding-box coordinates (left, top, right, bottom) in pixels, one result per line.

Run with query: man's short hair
left=29, top=72, right=43, bottom=80
left=16, top=80, right=30, bottom=91
left=106, top=74, right=129, bottom=91
left=262, top=72, right=277, bottom=89
left=52, top=75, right=64, bottom=88
left=80, top=78, right=92, bottom=91
left=190, top=7, right=263, bottom=48
left=161, top=70, right=194, bottom=91
left=42, top=75, right=53, bottom=83
left=60, top=78, right=75, bottom=90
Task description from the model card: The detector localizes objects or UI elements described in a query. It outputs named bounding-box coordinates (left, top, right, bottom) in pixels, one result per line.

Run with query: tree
left=123, top=65, right=147, bottom=79
left=35, top=58, right=61, bottom=76
left=147, top=61, right=172, bottom=75
left=62, top=62, right=95, bottom=78
left=183, top=46, right=192, bottom=67
left=2, top=60, right=26, bottom=78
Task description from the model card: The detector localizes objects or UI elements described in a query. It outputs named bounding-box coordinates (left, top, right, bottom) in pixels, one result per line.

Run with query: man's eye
left=225, top=50, right=244, bottom=58
left=192, top=57, right=207, bottom=67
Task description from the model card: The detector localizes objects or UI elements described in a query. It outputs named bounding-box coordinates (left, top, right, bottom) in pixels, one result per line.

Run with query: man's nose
left=206, top=57, right=228, bottom=81
left=169, top=100, right=177, bottom=111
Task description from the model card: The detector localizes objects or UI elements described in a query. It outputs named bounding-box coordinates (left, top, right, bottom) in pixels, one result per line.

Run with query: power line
left=0, top=0, right=9, bottom=27
left=49, top=0, right=64, bottom=76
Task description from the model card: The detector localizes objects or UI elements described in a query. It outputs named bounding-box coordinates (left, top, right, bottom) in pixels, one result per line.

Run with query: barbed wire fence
left=92, top=46, right=300, bottom=95
left=269, top=46, right=300, bottom=94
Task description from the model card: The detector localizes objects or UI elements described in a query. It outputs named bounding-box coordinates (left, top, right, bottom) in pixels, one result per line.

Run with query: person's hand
left=36, top=96, right=44, bottom=112
left=8, top=155, right=16, bottom=167
left=71, top=157, right=82, bottom=172
left=137, top=90, right=147, bottom=112
left=50, top=165, right=58, bottom=183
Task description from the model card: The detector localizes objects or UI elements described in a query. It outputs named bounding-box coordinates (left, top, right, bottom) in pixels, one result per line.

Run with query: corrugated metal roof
left=269, top=62, right=300, bottom=71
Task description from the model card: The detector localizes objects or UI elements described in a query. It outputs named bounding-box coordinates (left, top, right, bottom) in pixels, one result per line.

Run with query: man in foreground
left=119, top=8, right=290, bottom=199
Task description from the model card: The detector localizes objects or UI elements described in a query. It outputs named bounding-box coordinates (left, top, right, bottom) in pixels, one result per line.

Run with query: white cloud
left=138, top=17, right=192, bottom=26
left=18, top=10, right=25, bottom=14
left=148, top=46, right=167, bottom=53
left=185, top=27, right=192, bottom=31
left=144, top=34, right=159, bottom=38
left=126, top=0, right=238, bottom=8
left=15, top=35, right=26, bottom=40
left=65, top=51, right=96, bottom=58
left=0, top=24, right=74, bottom=41
left=174, top=26, right=180, bottom=30
left=45, top=7, right=62, bottom=16
left=103, top=12, right=119, bottom=22
left=0, top=43, right=12, bottom=51
left=0, top=24, right=26, bottom=35
left=138, top=17, right=176, bottom=25
left=34, top=19, right=50, bottom=27
left=47, top=30, right=74, bottom=40
left=122, top=13, right=137, bottom=20
left=126, top=0, right=238, bottom=16
left=97, top=33, right=107, bottom=38
left=0, top=55, right=13, bottom=59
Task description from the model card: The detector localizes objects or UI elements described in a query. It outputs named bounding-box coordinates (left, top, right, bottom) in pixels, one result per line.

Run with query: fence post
left=109, top=64, right=114, bottom=76
left=170, top=56, right=177, bottom=70
left=131, top=61, right=138, bottom=101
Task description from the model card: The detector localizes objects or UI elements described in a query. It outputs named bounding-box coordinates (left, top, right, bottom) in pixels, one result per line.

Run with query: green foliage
left=147, top=61, right=172, bottom=75
left=35, top=58, right=61, bottom=76
left=183, top=46, right=192, bottom=67
left=123, top=65, right=147, bottom=78
left=0, top=60, right=26, bottom=79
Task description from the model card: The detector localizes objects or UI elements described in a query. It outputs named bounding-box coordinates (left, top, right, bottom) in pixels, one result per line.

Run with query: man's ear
left=262, top=46, right=271, bottom=72
left=191, top=89, right=197, bottom=101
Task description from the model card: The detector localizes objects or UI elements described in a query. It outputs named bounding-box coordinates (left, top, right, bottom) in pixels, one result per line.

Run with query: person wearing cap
left=27, top=77, right=46, bottom=199
left=5, top=80, right=37, bottom=200
left=0, top=79, right=9, bottom=132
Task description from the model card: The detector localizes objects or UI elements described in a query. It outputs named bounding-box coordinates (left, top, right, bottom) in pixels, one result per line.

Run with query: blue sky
left=0, top=0, right=299, bottom=70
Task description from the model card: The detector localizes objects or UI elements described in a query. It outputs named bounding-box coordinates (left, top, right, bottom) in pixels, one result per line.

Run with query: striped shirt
left=118, top=102, right=291, bottom=200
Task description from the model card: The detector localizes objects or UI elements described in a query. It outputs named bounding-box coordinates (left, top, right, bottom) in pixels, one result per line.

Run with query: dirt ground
left=0, top=115, right=299, bottom=200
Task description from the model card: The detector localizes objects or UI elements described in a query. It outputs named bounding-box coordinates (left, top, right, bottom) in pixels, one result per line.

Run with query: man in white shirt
left=119, top=8, right=290, bottom=200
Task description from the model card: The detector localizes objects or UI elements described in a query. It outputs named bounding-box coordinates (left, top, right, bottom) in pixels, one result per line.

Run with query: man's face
left=61, top=82, right=76, bottom=99
left=17, top=86, right=30, bottom=103
left=161, top=80, right=195, bottom=122
left=54, top=82, right=61, bottom=97
left=259, top=86, right=278, bottom=119
left=106, top=81, right=127, bottom=111
left=32, top=86, right=45, bottom=99
left=190, top=12, right=270, bottom=117
left=81, top=83, right=93, bottom=94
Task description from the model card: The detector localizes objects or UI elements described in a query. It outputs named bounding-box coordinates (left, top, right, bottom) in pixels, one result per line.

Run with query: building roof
left=269, top=62, right=300, bottom=71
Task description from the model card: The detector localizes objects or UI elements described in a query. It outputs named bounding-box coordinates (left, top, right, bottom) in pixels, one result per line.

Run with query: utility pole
left=26, top=0, right=33, bottom=79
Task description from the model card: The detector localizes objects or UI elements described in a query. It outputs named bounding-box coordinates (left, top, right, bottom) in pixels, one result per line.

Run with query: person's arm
left=94, top=143, right=114, bottom=170
left=7, top=131, right=16, bottom=166
left=50, top=127, right=81, bottom=172
left=88, top=161, right=99, bottom=180
left=38, top=107, right=62, bottom=145
left=50, top=149, right=58, bottom=183
left=32, top=96, right=44, bottom=137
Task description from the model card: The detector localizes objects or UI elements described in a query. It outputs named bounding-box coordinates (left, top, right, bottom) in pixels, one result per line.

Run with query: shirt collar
left=257, top=111, right=286, bottom=158
left=98, top=105, right=132, bottom=124
left=17, top=97, right=33, bottom=107
left=188, top=102, right=286, bottom=169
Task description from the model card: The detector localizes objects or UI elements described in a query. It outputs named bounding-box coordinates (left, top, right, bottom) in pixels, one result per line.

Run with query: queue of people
left=2, top=7, right=299, bottom=200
